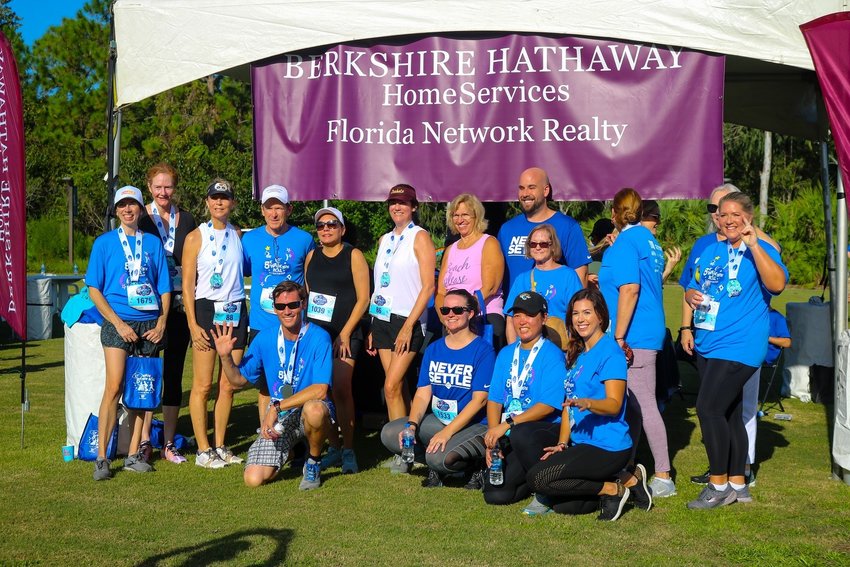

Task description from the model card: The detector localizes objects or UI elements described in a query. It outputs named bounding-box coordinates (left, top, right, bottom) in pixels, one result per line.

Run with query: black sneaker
left=464, top=469, right=485, bottom=490
left=597, top=482, right=630, bottom=521
left=421, top=468, right=444, bottom=488
left=690, top=469, right=710, bottom=485
left=139, top=440, right=153, bottom=463
left=630, top=464, right=653, bottom=511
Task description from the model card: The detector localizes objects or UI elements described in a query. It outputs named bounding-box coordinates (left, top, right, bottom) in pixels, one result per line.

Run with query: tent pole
left=822, top=141, right=836, bottom=307
left=20, top=337, right=26, bottom=448
left=837, top=170, right=847, bottom=335
left=104, top=3, right=120, bottom=232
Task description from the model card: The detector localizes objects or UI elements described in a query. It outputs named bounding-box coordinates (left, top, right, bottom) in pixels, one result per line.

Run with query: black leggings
left=526, top=426, right=631, bottom=515
left=162, top=309, right=191, bottom=407
left=695, top=355, right=757, bottom=478
left=483, top=421, right=559, bottom=505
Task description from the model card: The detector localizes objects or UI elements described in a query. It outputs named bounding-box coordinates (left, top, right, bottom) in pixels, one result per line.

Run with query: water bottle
left=273, top=410, right=290, bottom=435
left=489, top=448, right=504, bottom=485
left=40, top=262, right=46, bottom=275
left=401, top=425, right=415, bottom=463
left=73, top=263, right=79, bottom=275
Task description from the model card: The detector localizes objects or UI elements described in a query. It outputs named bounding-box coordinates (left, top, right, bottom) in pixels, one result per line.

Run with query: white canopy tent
left=111, top=0, right=850, bottom=479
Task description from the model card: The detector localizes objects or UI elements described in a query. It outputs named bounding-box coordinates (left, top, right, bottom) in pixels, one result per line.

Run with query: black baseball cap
left=507, top=291, right=548, bottom=316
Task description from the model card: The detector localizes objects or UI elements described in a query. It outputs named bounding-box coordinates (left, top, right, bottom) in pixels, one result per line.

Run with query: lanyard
left=150, top=203, right=177, bottom=255
left=117, top=227, right=143, bottom=282
left=381, top=222, right=415, bottom=273
left=207, top=221, right=231, bottom=275
left=510, top=336, right=544, bottom=400
left=727, top=241, right=747, bottom=281
left=277, top=323, right=308, bottom=387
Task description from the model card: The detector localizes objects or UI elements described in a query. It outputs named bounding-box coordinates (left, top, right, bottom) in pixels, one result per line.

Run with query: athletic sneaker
left=630, top=464, right=653, bottom=511
left=686, top=484, right=737, bottom=510
left=299, top=458, right=322, bottom=490
left=341, top=448, right=359, bottom=474
left=163, top=442, right=187, bottom=464
left=216, top=446, right=243, bottom=465
left=690, top=469, right=710, bottom=485
left=421, top=468, right=444, bottom=488
left=733, top=484, right=753, bottom=503
left=123, top=450, right=154, bottom=473
left=139, top=440, right=153, bottom=463
left=93, top=457, right=112, bottom=481
left=464, top=469, right=485, bottom=491
left=598, top=483, right=631, bottom=521
left=389, top=454, right=411, bottom=474
left=195, top=448, right=228, bottom=469
left=522, top=494, right=553, bottom=516
left=648, top=476, right=677, bottom=498
left=745, top=469, right=757, bottom=487
left=321, top=446, right=342, bottom=470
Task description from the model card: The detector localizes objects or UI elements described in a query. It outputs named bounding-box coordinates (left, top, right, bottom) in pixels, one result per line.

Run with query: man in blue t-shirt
left=213, top=281, right=332, bottom=490
left=497, top=167, right=591, bottom=289
left=242, top=184, right=315, bottom=422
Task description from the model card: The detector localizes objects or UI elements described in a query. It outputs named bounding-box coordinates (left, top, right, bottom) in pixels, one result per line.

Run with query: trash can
left=26, top=276, right=54, bottom=340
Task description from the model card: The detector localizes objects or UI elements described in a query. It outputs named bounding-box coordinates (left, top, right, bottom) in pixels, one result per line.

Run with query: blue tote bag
left=78, top=413, right=119, bottom=461
left=122, top=346, right=163, bottom=411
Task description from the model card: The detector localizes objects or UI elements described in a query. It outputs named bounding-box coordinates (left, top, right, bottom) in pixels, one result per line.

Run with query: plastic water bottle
left=489, top=448, right=504, bottom=485
left=73, top=263, right=79, bottom=275
left=273, top=410, right=290, bottom=435
left=40, top=262, right=46, bottom=275
left=401, top=426, right=415, bottom=463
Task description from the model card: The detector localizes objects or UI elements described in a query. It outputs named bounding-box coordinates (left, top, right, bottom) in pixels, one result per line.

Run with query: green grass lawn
left=1, top=286, right=848, bottom=566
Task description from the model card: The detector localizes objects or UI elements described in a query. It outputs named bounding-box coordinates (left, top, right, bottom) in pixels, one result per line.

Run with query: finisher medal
left=210, top=273, right=224, bottom=289
left=380, top=271, right=391, bottom=288
left=727, top=278, right=742, bottom=297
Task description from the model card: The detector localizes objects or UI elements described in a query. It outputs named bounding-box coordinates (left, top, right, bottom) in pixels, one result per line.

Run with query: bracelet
left=615, top=336, right=625, bottom=341
left=406, top=421, right=419, bottom=430
left=679, top=326, right=693, bottom=332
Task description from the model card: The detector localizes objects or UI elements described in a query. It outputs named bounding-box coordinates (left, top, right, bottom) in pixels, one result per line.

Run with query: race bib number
left=307, top=291, right=337, bottom=323
left=431, top=397, right=458, bottom=425
left=127, top=283, right=158, bottom=311
left=213, top=301, right=242, bottom=325
left=368, top=293, right=392, bottom=322
left=693, top=295, right=719, bottom=331
left=260, top=286, right=276, bottom=314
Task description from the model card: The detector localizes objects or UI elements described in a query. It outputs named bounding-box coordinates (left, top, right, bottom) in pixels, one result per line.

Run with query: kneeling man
left=213, top=281, right=333, bottom=489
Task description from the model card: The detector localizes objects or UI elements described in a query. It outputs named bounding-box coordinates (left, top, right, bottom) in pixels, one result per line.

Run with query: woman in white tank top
left=182, top=179, right=247, bottom=469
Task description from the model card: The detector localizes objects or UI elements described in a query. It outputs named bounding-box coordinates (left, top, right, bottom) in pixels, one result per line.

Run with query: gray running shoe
left=733, top=484, right=753, bottom=503
left=195, top=448, right=228, bottom=469
left=389, top=454, right=411, bottom=474
left=216, top=446, right=243, bottom=465
left=341, top=448, right=359, bottom=474
left=321, top=446, right=342, bottom=470
left=648, top=476, right=677, bottom=498
left=299, top=458, right=322, bottom=490
left=93, top=458, right=112, bottom=481
left=123, top=451, right=154, bottom=473
left=686, top=484, right=737, bottom=510
left=630, top=464, right=653, bottom=511
left=522, top=494, right=553, bottom=516
left=598, top=483, right=631, bottom=521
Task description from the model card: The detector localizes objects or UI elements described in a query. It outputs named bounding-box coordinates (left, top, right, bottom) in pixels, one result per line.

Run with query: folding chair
left=758, top=348, right=785, bottom=415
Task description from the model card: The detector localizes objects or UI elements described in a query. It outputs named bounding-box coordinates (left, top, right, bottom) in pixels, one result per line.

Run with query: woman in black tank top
left=304, top=207, right=370, bottom=474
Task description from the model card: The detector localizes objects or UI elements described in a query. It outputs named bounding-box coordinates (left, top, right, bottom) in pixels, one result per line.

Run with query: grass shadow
left=135, top=527, right=293, bottom=566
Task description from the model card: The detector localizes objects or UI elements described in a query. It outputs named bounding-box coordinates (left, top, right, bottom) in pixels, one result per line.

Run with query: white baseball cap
left=261, top=184, right=290, bottom=205
left=314, top=206, right=345, bottom=226
left=113, top=185, right=144, bottom=206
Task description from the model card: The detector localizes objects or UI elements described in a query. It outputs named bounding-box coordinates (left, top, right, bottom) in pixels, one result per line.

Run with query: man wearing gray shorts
left=212, top=281, right=333, bottom=490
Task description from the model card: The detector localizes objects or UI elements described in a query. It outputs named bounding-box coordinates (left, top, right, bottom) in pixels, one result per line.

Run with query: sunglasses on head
left=439, top=306, right=471, bottom=315
left=274, top=300, right=302, bottom=311
left=316, top=220, right=341, bottom=230
left=707, top=203, right=719, bottom=214
left=528, top=241, right=552, bottom=249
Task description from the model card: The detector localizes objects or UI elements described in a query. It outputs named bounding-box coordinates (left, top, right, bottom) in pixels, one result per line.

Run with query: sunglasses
left=316, top=220, right=341, bottom=230
left=439, top=306, right=471, bottom=315
left=274, top=300, right=302, bottom=311
left=707, top=203, right=719, bottom=214
left=528, top=241, right=552, bottom=249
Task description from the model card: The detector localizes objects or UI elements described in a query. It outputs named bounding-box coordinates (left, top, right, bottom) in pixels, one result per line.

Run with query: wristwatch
left=505, top=415, right=515, bottom=428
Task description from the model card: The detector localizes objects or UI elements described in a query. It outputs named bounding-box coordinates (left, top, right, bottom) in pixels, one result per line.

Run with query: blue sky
left=10, top=0, right=88, bottom=44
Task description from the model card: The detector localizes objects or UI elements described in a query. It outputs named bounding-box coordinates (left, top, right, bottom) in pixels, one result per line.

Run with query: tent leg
left=20, top=338, right=26, bottom=448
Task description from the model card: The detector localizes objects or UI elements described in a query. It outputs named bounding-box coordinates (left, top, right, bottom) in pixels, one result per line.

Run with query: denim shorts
left=100, top=319, right=166, bottom=355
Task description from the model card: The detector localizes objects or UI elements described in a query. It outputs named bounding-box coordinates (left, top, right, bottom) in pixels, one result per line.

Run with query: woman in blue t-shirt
left=380, top=289, right=496, bottom=488
left=684, top=192, right=787, bottom=509
left=598, top=188, right=674, bottom=496
left=525, top=288, right=652, bottom=521
left=86, top=185, right=171, bottom=481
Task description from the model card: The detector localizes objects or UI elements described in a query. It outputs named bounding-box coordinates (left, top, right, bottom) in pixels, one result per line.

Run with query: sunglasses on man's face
left=316, top=220, right=341, bottom=230
left=439, top=306, right=471, bottom=315
left=707, top=203, right=719, bottom=214
left=274, top=300, right=302, bottom=311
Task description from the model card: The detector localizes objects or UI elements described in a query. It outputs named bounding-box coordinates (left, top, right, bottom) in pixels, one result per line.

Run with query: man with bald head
left=497, top=167, right=591, bottom=288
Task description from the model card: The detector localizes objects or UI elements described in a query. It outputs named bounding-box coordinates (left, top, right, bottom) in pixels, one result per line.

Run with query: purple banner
left=253, top=34, right=724, bottom=202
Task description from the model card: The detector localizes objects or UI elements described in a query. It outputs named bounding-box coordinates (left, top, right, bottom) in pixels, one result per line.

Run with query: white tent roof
left=113, top=0, right=847, bottom=137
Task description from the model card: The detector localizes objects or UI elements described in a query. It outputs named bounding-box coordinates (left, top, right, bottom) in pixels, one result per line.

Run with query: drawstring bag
left=149, top=418, right=190, bottom=450
left=474, top=290, right=494, bottom=346
left=122, top=344, right=163, bottom=411
left=78, top=413, right=119, bottom=461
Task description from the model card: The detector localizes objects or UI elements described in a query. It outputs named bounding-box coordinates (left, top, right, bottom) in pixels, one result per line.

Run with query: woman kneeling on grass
left=524, top=288, right=652, bottom=521
left=380, top=289, right=496, bottom=487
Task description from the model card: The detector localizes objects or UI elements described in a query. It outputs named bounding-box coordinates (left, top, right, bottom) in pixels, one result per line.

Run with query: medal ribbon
left=380, top=222, right=415, bottom=274
left=150, top=203, right=177, bottom=255
left=726, top=241, right=748, bottom=282
left=277, top=322, right=308, bottom=394
left=207, top=221, right=231, bottom=275
left=117, top=228, right=144, bottom=283
left=510, top=336, right=544, bottom=401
